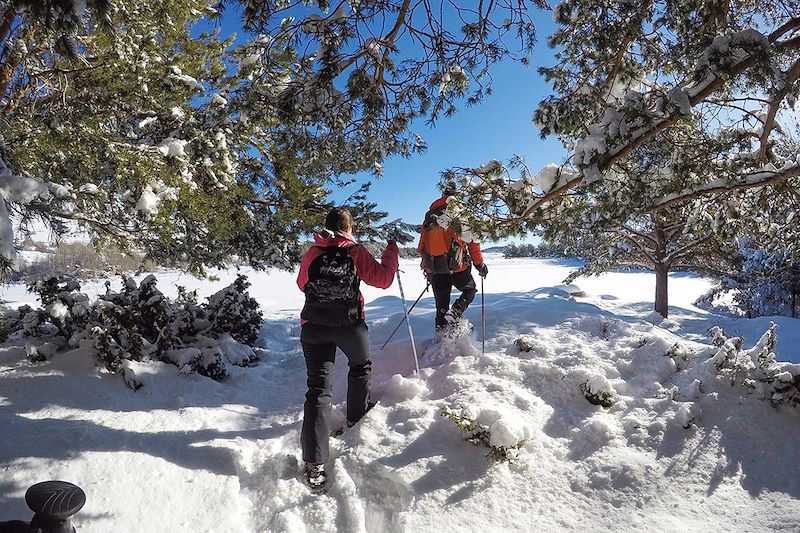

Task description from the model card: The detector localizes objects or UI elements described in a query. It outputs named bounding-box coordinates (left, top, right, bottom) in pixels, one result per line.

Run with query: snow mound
left=380, top=373, right=427, bottom=403
left=3, top=263, right=800, bottom=532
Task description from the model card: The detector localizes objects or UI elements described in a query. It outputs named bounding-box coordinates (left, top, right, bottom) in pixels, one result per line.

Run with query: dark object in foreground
left=0, top=481, right=85, bottom=533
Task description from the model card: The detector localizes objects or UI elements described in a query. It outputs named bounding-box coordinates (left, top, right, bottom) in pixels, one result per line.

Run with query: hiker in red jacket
left=296, top=207, right=399, bottom=492
left=417, top=188, right=488, bottom=330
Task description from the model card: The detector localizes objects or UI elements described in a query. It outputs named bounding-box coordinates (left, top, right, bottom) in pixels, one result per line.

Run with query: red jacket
left=297, top=231, right=399, bottom=322
left=417, top=196, right=483, bottom=273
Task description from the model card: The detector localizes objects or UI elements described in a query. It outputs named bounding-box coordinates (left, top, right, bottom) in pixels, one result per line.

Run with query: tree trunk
left=652, top=213, right=669, bottom=318
left=655, top=263, right=669, bottom=318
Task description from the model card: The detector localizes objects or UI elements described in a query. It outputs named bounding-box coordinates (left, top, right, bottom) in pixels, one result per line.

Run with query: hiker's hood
left=313, top=230, right=357, bottom=247
left=429, top=195, right=448, bottom=210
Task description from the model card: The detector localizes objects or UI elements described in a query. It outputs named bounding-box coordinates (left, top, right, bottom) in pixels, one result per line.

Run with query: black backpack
left=301, top=245, right=361, bottom=326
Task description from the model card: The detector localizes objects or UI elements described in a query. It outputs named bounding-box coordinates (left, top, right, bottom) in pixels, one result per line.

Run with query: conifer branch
left=758, top=57, right=800, bottom=163
left=654, top=164, right=800, bottom=211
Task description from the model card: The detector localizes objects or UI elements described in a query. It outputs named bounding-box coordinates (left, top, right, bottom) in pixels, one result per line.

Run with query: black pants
left=300, top=320, right=371, bottom=464
left=430, top=266, right=477, bottom=328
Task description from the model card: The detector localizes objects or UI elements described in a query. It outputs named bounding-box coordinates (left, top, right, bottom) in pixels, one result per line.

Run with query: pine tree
left=444, top=2, right=799, bottom=252
left=539, top=127, right=738, bottom=318
left=0, top=0, right=543, bottom=277
left=221, top=0, right=541, bottom=170
left=0, top=1, right=378, bottom=276
left=535, top=0, right=800, bottom=196
left=555, top=207, right=725, bottom=318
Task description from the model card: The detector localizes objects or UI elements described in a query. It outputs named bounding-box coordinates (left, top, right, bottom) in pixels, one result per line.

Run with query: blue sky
left=338, top=10, right=568, bottom=243
left=353, top=55, right=567, bottom=243
left=215, top=7, right=567, bottom=245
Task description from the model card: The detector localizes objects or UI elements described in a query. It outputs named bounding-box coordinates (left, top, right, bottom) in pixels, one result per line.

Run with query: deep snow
left=2, top=255, right=800, bottom=532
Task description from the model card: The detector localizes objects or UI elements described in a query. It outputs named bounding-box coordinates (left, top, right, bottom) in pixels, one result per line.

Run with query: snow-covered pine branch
left=447, top=7, right=800, bottom=246
left=704, top=323, right=800, bottom=406
left=222, top=0, right=542, bottom=186
left=1, top=0, right=543, bottom=274
left=653, top=161, right=800, bottom=211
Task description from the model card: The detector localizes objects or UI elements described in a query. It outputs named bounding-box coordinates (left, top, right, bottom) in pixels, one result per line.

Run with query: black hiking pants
left=430, top=266, right=477, bottom=329
left=300, top=320, right=372, bottom=464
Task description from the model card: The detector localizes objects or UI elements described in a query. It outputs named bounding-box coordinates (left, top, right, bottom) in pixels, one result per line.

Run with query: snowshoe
left=435, top=317, right=473, bottom=340
left=304, top=462, right=327, bottom=494
left=443, top=308, right=462, bottom=324
left=425, top=318, right=478, bottom=365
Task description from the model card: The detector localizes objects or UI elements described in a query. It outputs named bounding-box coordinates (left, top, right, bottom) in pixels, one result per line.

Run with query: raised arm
left=351, top=242, right=399, bottom=289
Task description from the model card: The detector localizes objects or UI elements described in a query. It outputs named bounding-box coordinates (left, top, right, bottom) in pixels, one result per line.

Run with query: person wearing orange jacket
left=417, top=188, right=488, bottom=330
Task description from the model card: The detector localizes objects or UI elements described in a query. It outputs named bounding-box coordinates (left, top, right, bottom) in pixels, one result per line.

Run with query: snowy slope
left=2, top=256, right=800, bottom=532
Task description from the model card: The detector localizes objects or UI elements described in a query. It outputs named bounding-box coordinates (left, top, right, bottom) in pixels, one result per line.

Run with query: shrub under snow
left=705, top=324, right=800, bottom=406
left=3, top=273, right=263, bottom=389
left=441, top=405, right=528, bottom=463
left=514, top=336, right=535, bottom=353
left=579, top=374, right=616, bottom=408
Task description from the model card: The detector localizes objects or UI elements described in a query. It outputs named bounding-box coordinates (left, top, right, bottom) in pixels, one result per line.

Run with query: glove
left=387, top=227, right=414, bottom=245
left=476, top=263, right=488, bottom=278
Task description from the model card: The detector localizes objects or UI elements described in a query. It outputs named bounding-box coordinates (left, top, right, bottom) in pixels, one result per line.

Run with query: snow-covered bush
left=441, top=405, right=527, bottom=463
left=514, top=336, right=534, bottom=353
left=5, top=274, right=263, bottom=389
left=579, top=375, right=616, bottom=408
left=666, top=342, right=692, bottom=371
left=206, top=275, right=262, bottom=345
left=698, top=240, right=800, bottom=319
left=705, top=324, right=800, bottom=406
left=674, top=402, right=701, bottom=429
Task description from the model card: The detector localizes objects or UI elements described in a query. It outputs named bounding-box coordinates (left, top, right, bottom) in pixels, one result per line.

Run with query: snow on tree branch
left=654, top=161, right=800, bottom=211
left=447, top=5, right=800, bottom=244
left=222, top=0, right=541, bottom=176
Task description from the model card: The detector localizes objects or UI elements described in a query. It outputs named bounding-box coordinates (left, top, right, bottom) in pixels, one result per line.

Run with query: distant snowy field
left=2, top=255, right=800, bottom=532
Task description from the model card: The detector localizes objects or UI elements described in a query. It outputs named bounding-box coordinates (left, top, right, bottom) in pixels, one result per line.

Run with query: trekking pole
left=380, top=282, right=429, bottom=350
left=396, top=269, right=421, bottom=375
left=481, top=276, right=486, bottom=354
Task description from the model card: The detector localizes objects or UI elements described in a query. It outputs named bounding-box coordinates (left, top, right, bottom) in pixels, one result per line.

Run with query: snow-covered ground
left=2, top=255, right=800, bottom=532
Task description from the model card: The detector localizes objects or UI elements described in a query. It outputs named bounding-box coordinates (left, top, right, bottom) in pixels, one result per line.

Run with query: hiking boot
left=443, top=308, right=462, bottom=323
left=305, top=462, right=327, bottom=493
left=435, top=316, right=473, bottom=341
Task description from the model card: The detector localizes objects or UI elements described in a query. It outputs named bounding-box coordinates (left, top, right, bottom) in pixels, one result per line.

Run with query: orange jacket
left=417, top=196, right=483, bottom=273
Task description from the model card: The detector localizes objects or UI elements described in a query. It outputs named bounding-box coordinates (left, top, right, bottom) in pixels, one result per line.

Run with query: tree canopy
left=0, top=0, right=539, bottom=276
left=447, top=1, right=800, bottom=245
